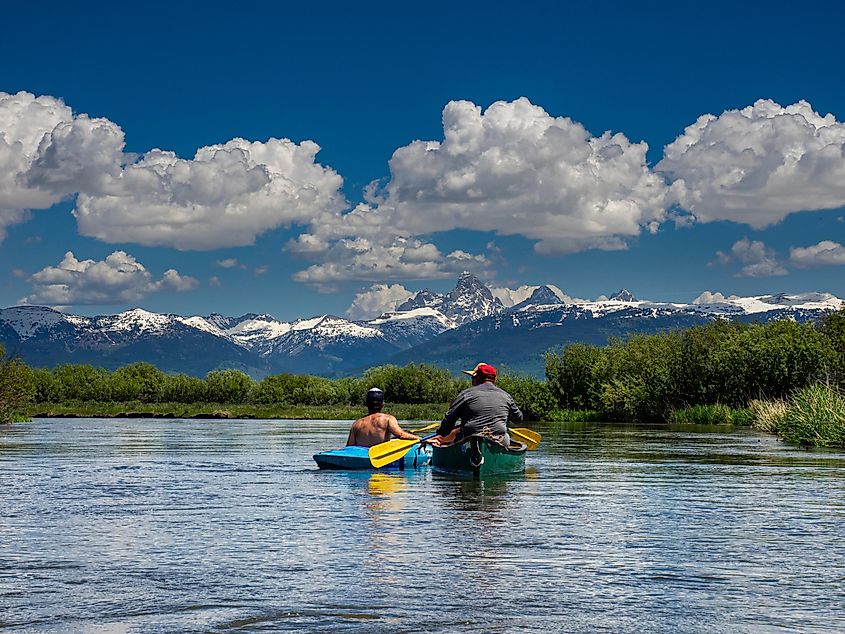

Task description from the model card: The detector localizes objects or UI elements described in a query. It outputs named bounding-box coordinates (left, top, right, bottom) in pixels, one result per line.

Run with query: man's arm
left=508, top=397, right=523, bottom=425
left=387, top=415, right=418, bottom=441
left=346, top=425, right=357, bottom=446
left=437, top=393, right=464, bottom=436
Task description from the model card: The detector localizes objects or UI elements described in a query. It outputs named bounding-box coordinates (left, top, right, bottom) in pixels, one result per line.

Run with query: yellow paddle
left=509, top=427, right=541, bottom=450
left=369, top=426, right=542, bottom=468
left=369, top=434, right=433, bottom=469
left=410, top=422, right=439, bottom=433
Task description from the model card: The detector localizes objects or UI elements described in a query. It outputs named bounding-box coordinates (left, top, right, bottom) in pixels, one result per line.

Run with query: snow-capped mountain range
left=1, top=272, right=842, bottom=377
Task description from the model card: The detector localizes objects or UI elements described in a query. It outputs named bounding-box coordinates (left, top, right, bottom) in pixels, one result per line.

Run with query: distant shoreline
left=26, top=402, right=451, bottom=421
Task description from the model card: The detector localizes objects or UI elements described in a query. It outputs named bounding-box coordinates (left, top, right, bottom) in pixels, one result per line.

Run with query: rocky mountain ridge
left=1, top=275, right=842, bottom=378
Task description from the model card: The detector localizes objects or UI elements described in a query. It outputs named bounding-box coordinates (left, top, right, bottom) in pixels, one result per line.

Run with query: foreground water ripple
left=2, top=418, right=845, bottom=632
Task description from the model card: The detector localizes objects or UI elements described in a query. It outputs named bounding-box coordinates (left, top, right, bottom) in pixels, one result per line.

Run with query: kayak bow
left=314, top=444, right=431, bottom=470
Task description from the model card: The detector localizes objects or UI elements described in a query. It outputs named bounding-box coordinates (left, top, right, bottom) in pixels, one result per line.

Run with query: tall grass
left=777, top=385, right=845, bottom=448
left=670, top=404, right=732, bottom=425
left=669, top=404, right=753, bottom=426
left=749, top=399, right=788, bottom=433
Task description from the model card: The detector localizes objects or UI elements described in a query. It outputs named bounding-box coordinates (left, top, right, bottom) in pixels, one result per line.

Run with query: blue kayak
left=313, top=444, right=431, bottom=470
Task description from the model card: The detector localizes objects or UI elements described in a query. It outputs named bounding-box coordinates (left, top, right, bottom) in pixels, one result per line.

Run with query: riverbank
left=24, top=401, right=605, bottom=423
left=27, top=401, right=452, bottom=421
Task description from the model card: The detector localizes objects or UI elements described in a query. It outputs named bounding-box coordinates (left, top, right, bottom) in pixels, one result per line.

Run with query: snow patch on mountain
left=370, top=306, right=455, bottom=327
left=0, top=306, right=84, bottom=339
left=691, top=291, right=843, bottom=315
left=178, top=316, right=231, bottom=339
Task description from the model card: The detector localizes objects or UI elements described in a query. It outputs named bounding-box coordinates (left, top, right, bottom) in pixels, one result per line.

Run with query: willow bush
left=361, top=363, right=461, bottom=404
left=0, top=346, right=34, bottom=424
left=546, top=312, right=844, bottom=423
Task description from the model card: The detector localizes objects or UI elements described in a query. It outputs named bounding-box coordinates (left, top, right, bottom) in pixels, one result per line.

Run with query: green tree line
left=545, top=308, right=845, bottom=422
left=1, top=307, right=844, bottom=425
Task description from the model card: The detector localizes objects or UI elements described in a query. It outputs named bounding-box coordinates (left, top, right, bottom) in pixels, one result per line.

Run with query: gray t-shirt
left=438, top=382, right=523, bottom=438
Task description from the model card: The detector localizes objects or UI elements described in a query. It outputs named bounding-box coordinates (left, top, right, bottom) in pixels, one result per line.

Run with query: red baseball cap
left=462, top=362, right=497, bottom=379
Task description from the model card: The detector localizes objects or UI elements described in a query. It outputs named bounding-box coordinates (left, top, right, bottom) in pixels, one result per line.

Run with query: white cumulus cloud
left=0, top=91, right=124, bottom=241
left=714, top=238, right=788, bottom=277
left=291, top=236, right=491, bottom=285
left=0, top=91, right=347, bottom=250
left=659, top=99, right=845, bottom=228
left=692, top=291, right=732, bottom=304
left=74, top=137, right=346, bottom=250
left=345, top=283, right=415, bottom=319
left=789, top=240, right=845, bottom=268
left=370, top=97, right=670, bottom=254
left=22, top=251, right=198, bottom=306
left=288, top=97, right=670, bottom=283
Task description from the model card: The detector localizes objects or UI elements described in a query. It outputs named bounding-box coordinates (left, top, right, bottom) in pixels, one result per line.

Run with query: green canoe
left=431, top=434, right=526, bottom=478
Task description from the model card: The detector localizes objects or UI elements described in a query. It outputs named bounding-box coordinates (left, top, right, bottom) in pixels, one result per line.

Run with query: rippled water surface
left=3, top=418, right=845, bottom=632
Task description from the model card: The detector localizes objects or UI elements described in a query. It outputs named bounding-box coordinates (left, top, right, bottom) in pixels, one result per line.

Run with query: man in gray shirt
left=432, top=363, right=523, bottom=447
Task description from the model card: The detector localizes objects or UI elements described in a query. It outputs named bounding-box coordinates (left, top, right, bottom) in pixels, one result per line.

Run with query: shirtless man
left=346, top=388, right=419, bottom=447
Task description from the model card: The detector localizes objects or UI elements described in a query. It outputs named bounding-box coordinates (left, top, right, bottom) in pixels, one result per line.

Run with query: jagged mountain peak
left=442, top=272, right=503, bottom=324
left=529, top=285, right=566, bottom=304
left=396, top=288, right=443, bottom=312
left=609, top=289, right=637, bottom=302
left=394, top=273, right=501, bottom=324
left=238, top=312, right=278, bottom=322
left=512, top=285, right=567, bottom=310
left=450, top=271, right=491, bottom=298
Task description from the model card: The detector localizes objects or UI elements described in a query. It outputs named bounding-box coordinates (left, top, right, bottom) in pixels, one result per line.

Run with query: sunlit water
left=2, top=418, right=845, bottom=633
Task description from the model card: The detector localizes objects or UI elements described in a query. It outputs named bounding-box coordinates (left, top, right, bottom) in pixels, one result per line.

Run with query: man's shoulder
left=483, top=383, right=514, bottom=398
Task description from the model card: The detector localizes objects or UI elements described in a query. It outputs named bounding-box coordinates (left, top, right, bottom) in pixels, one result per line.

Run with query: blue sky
left=1, top=0, right=844, bottom=320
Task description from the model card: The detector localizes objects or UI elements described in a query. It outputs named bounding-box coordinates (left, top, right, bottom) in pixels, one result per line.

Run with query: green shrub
left=253, top=373, right=346, bottom=405
left=546, top=318, right=839, bottom=423
left=205, top=369, right=255, bottom=404
left=51, top=364, right=112, bottom=401
left=669, top=404, right=734, bottom=425
left=729, top=408, right=755, bottom=426
left=0, top=347, right=35, bottom=424
left=495, top=374, right=558, bottom=421
left=109, top=362, right=166, bottom=402
left=708, top=320, right=834, bottom=405
left=361, top=363, right=459, bottom=404
left=162, top=374, right=209, bottom=403
left=778, top=384, right=845, bottom=447
left=819, top=306, right=845, bottom=385
left=545, top=344, right=605, bottom=410
left=30, top=367, right=59, bottom=402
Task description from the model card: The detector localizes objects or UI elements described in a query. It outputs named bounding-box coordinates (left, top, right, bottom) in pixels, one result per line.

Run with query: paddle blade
left=509, top=427, right=541, bottom=450
left=410, top=422, right=439, bottom=433
left=368, top=438, right=421, bottom=468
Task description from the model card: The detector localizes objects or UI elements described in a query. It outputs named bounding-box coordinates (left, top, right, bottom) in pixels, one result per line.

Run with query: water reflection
left=367, top=473, right=405, bottom=498
left=3, top=418, right=845, bottom=632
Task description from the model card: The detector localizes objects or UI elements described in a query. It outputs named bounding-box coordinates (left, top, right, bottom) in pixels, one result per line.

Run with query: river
left=2, top=418, right=845, bottom=632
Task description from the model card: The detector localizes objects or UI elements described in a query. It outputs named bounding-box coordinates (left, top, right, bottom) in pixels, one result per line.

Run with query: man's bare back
left=346, top=412, right=418, bottom=447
